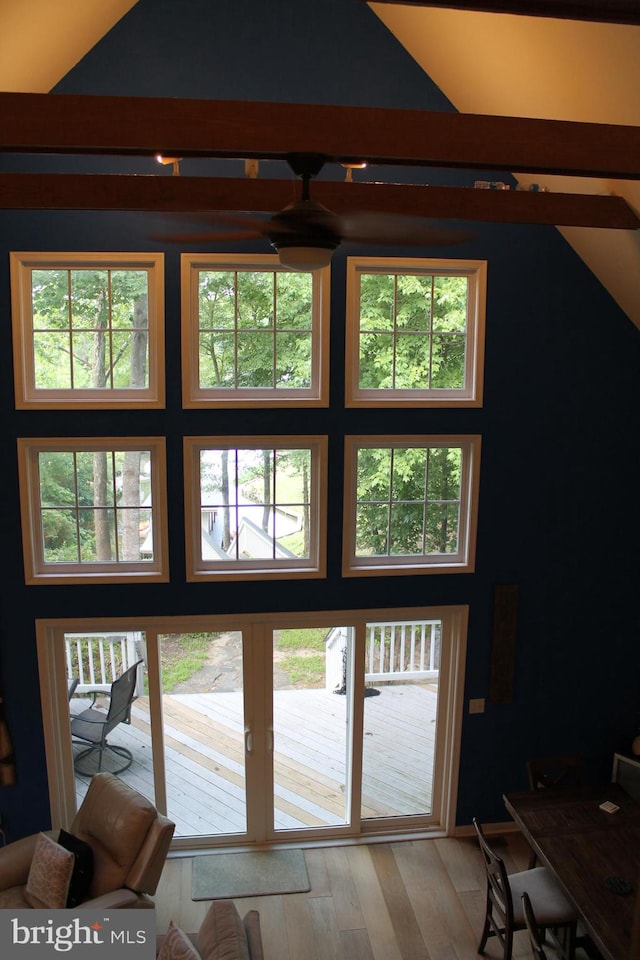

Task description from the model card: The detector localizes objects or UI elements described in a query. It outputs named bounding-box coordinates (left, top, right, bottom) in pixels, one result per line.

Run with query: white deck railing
left=65, top=632, right=146, bottom=695
left=65, top=620, right=440, bottom=699
left=325, top=619, right=441, bottom=692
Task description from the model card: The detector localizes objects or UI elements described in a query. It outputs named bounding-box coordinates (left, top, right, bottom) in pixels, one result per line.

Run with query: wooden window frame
left=17, top=436, right=169, bottom=584
left=181, top=254, right=330, bottom=408
left=345, top=257, right=486, bottom=408
left=342, top=434, right=481, bottom=577
left=11, top=251, right=165, bottom=409
left=184, top=435, right=328, bottom=581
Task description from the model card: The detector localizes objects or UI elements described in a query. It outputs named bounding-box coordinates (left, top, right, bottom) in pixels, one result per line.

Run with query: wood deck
left=72, top=682, right=438, bottom=840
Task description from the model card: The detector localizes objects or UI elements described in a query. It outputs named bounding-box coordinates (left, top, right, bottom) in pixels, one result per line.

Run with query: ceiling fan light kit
left=274, top=244, right=335, bottom=271
left=266, top=176, right=342, bottom=270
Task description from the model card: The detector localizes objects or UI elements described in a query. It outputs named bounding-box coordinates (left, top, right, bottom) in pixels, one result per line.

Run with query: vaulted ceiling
left=1, top=0, right=638, bottom=326
left=369, top=2, right=640, bottom=327
left=0, top=0, right=138, bottom=93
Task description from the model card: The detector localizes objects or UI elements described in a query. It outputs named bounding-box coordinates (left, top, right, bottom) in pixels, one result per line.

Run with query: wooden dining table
left=504, top=783, right=640, bottom=960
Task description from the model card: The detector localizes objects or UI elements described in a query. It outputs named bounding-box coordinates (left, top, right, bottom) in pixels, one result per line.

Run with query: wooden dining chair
left=526, top=754, right=582, bottom=866
left=473, top=818, right=578, bottom=960
left=522, top=891, right=548, bottom=959
left=527, top=754, right=582, bottom=791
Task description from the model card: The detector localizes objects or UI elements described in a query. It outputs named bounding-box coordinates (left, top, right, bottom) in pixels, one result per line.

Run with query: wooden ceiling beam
left=359, top=0, right=640, bottom=25
left=0, top=173, right=637, bottom=229
left=1, top=92, right=640, bottom=179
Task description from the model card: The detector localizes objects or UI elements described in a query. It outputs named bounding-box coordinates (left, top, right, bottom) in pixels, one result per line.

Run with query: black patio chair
left=70, top=659, right=143, bottom=776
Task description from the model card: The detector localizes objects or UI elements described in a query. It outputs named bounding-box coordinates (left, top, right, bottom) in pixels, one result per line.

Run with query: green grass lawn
left=159, top=632, right=213, bottom=692
left=158, top=627, right=330, bottom=692
left=276, top=627, right=329, bottom=687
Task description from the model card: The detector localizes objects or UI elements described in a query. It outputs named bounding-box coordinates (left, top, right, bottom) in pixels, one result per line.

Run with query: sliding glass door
left=271, top=624, right=354, bottom=835
left=38, top=606, right=466, bottom=848
left=158, top=630, right=247, bottom=837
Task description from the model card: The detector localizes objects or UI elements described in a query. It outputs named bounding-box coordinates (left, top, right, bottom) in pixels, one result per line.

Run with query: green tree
left=32, top=268, right=149, bottom=563
left=39, top=451, right=94, bottom=561
left=197, top=270, right=313, bottom=390
left=31, top=268, right=149, bottom=390
left=358, top=272, right=468, bottom=390
left=355, top=445, right=462, bottom=558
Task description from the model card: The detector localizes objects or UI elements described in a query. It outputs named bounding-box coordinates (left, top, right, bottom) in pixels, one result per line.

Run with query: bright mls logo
left=0, top=910, right=156, bottom=957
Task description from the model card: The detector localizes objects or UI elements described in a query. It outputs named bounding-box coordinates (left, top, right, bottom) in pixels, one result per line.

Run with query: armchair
left=0, top=772, right=175, bottom=909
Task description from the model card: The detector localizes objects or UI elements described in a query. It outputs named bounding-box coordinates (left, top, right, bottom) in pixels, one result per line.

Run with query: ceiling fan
left=158, top=153, right=472, bottom=270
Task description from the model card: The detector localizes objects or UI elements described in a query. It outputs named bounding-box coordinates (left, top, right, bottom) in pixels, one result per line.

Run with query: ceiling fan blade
left=153, top=208, right=322, bottom=245
left=154, top=229, right=264, bottom=243
left=339, top=212, right=473, bottom=246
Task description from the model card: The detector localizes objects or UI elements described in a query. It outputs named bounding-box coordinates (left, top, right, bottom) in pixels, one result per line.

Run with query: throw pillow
left=24, top=833, right=75, bottom=909
left=58, top=828, right=94, bottom=907
left=157, top=921, right=202, bottom=960
left=196, top=901, right=250, bottom=960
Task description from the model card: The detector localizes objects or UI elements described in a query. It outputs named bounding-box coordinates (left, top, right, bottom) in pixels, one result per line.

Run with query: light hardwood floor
left=153, top=831, right=593, bottom=960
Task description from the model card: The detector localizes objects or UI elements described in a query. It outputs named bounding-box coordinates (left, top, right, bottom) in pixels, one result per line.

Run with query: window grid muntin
left=12, top=252, right=164, bottom=409
left=36, top=447, right=152, bottom=566
left=31, top=267, right=149, bottom=391
left=198, top=444, right=311, bottom=563
left=18, top=437, right=168, bottom=583
left=185, top=436, right=326, bottom=580
left=355, top=444, right=463, bottom=560
left=197, top=268, right=313, bottom=392
left=346, top=257, right=485, bottom=408
left=359, top=271, right=468, bottom=392
left=183, top=254, right=328, bottom=408
left=344, top=435, right=479, bottom=576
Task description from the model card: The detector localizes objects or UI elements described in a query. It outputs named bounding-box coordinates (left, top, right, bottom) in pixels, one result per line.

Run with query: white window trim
left=345, top=257, right=486, bottom=408
left=184, top=435, right=328, bottom=581
left=181, top=253, right=330, bottom=408
left=10, top=251, right=165, bottom=409
left=342, top=434, right=481, bottom=577
left=17, top=436, right=169, bottom=584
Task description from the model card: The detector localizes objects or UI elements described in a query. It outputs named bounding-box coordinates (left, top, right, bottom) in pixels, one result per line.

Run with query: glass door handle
left=244, top=728, right=253, bottom=754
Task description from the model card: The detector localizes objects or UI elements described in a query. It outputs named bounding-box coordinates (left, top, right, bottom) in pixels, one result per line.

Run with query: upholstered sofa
left=157, top=900, right=264, bottom=960
left=0, top=772, right=175, bottom=909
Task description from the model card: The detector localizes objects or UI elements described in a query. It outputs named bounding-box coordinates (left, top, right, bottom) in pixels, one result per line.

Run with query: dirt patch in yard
left=167, top=631, right=292, bottom=693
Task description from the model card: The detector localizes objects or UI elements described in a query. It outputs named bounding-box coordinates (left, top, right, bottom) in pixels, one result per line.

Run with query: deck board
left=73, top=682, right=437, bottom=839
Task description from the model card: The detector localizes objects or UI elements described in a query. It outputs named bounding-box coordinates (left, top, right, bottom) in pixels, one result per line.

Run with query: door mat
left=192, top=849, right=310, bottom=900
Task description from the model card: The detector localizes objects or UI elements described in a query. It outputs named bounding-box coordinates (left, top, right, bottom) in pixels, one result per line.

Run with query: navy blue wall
left=1, top=0, right=639, bottom=838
